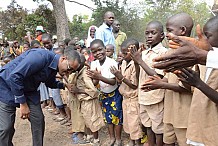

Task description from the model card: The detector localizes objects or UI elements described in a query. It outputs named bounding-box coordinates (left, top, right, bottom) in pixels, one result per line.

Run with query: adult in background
left=95, top=11, right=116, bottom=56
left=86, top=25, right=98, bottom=48
left=0, top=48, right=81, bottom=146
left=113, top=20, right=127, bottom=56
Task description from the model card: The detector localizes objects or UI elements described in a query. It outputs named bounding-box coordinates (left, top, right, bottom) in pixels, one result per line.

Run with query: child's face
left=116, top=52, right=124, bottom=63
left=106, top=48, right=114, bottom=58
left=145, top=25, right=164, bottom=48
left=166, top=22, right=184, bottom=37
left=91, top=43, right=106, bottom=61
left=23, top=44, right=29, bottom=52
left=90, top=31, right=95, bottom=39
left=203, top=23, right=218, bottom=48
left=121, top=46, right=131, bottom=62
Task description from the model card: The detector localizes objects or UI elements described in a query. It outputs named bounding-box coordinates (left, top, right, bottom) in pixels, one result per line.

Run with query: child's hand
left=174, top=66, right=201, bottom=88
left=130, top=46, right=142, bottom=64
left=168, top=24, right=211, bottom=51
left=86, top=68, right=101, bottom=80
left=141, top=75, right=166, bottom=91
left=70, top=86, right=80, bottom=94
left=110, top=66, right=123, bottom=80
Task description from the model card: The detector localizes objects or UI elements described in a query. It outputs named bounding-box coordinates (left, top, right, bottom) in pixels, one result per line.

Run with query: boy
left=106, top=44, right=115, bottom=58
left=141, top=13, right=194, bottom=146
left=87, top=39, right=123, bottom=146
left=71, top=54, right=105, bottom=145
left=182, top=15, right=218, bottom=146
left=131, top=21, right=167, bottom=146
left=110, top=38, right=143, bottom=146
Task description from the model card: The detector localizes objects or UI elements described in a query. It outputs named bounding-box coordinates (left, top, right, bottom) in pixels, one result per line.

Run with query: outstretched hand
left=168, top=24, right=211, bottom=51
left=110, top=66, right=123, bottom=80
left=86, top=68, right=101, bottom=80
left=152, top=33, right=208, bottom=72
left=130, top=45, right=142, bottom=64
left=141, top=75, right=166, bottom=92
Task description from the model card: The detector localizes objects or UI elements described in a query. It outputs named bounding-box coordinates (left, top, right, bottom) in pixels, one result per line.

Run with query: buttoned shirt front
left=0, top=49, right=64, bottom=107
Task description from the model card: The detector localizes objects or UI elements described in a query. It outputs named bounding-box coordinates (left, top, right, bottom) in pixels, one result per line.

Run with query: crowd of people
left=0, top=10, right=218, bottom=146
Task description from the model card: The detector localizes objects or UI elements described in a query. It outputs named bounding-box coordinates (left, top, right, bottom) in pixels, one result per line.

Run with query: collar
left=102, top=23, right=113, bottom=31
left=48, top=54, right=60, bottom=70
left=123, top=60, right=134, bottom=70
left=144, top=43, right=164, bottom=54
left=77, top=66, right=86, bottom=76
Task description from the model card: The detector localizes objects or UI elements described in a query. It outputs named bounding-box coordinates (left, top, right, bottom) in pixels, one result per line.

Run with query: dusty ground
left=13, top=108, right=129, bottom=146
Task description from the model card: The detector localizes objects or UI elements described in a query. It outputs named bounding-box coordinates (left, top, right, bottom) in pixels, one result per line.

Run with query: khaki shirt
left=76, top=67, right=100, bottom=101
left=115, top=30, right=127, bottom=55
left=119, top=60, right=138, bottom=99
left=186, top=65, right=218, bottom=146
left=163, top=73, right=192, bottom=128
left=138, top=43, right=167, bottom=105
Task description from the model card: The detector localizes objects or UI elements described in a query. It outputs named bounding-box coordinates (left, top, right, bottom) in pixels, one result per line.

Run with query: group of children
left=1, top=11, right=218, bottom=146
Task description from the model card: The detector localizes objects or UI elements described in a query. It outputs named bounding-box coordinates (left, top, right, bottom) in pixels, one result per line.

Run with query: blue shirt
left=95, top=23, right=115, bottom=48
left=0, top=49, right=64, bottom=107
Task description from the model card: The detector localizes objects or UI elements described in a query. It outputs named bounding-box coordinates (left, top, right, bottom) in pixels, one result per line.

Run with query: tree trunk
left=48, top=0, right=71, bottom=41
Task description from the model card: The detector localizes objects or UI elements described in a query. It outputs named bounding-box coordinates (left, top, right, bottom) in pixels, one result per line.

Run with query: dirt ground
left=13, top=108, right=130, bottom=146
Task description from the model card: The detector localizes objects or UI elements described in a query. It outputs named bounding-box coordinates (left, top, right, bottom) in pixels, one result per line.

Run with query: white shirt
left=90, top=57, right=118, bottom=93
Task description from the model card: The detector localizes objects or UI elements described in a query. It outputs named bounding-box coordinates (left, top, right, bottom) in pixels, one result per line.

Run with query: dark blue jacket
left=0, top=49, right=64, bottom=107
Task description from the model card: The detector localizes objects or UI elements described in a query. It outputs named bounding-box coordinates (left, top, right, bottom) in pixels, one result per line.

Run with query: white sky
left=0, top=0, right=214, bottom=21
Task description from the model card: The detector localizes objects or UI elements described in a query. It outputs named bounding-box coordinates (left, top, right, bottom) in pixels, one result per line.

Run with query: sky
left=0, top=0, right=215, bottom=21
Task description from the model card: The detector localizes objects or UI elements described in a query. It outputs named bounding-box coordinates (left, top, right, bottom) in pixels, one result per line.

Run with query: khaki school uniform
left=186, top=65, right=218, bottom=146
left=119, top=60, right=143, bottom=140
left=138, top=43, right=167, bottom=134
left=68, top=73, right=85, bottom=132
left=76, top=67, right=105, bottom=132
left=163, top=73, right=193, bottom=145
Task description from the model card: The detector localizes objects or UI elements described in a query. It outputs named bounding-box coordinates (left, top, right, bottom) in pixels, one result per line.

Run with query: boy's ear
left=180, top=26, right=187, bottom=36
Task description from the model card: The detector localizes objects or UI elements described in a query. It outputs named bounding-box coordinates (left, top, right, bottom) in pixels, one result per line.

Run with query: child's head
left=30, top=40, right=40, bottom=49
left=3, top=56, right=12, bottom=64
left=105, top=44, right=114, bottom=58
left=116, top=51, right=124, bottom=64
left=23, top=42, right=30, bottom=52
left=145, top=21, right=164, bottom=48
left=121, top=38, right=139, bottom=62
left=90, top=39, right=106, bottom=62
left=58, top=41, right=66, bottom=49
left=203, top=15, right=218, bottom=47
left=166, top=13, right=193, bottom=37
left=54, top=47, right=64, bottom=55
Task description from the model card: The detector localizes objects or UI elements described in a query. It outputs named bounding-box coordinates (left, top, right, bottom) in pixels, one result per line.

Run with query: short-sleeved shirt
left=115, top=30, right=127, bottom=55
left=119, top=60, right=138, bottom=99
left=91, top=56, right=118, bottom=93
left=138, top=43, right=168, bottom=105
left=0, top=49, right=64, bottom=107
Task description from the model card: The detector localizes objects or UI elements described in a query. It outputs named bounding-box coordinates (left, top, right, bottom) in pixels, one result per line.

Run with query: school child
left=87, top=39, right=123, bottom=146
left=110, top=38, right=143, bottom=146
left=141, top=13, right=194, bottom=146
left=116, top=51, right=124, bottom=69
left=80, top=47, right=95, bottom=68
left=106, top=44, right=115, bottom=58
left=70, top=54, right=105, bottom=145
left=181, top=15, right=218, bottom=146
left=131, top=21, right=167, bottom=146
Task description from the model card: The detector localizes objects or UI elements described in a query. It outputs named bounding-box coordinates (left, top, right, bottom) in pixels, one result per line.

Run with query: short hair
left=41, top=33, right=52, bottom=41
left=122, top=38, right=139, bottom=50
left=90, top=39, right=105, bottom=48
left=68, top=40, right=77, bottom=46
left=147, top=21, right=164, bottom=33
left=30, top=40, right=40, bottom=48
left=81, top=48, right=90, bottom=54
left=64, top=38, right=71, bottom=46
left=79, top=53, right=86, bottom=64
left=53, top=47, right=64, bottom=55
left=106, top=44, right=114, bottom=50
left=64, top=47, right=81, bottom=64
left=23, top=42, right=30, bottom=47
left=205, top=15, right=218, bottom=32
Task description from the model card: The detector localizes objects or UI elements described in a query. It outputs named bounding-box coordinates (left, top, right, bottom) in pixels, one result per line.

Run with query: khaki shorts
left=140, top=101, right=164, bottom=134
left=123, top=98, right=143, bottom=140
left=164, top=123, right=189, bottom=146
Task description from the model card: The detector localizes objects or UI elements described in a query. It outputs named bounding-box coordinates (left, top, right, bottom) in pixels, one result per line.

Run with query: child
left=71, top=54, right=105, bottom=145
left=30, top=40, right=41, bottom=48
left=141, top=13, right=194, bottom=146
left=81, top=47, right=95, bottom=67
left=106, top=44, right=115, bottom=58
left=111, top=38, right=143, bottom=146
left=181, top=15, right=218, bottom=146
left=116, top=51, right=124, bottom=69
left=131, top=21, right=167, bottom=146
left=87, top=39, right=123, bottom=146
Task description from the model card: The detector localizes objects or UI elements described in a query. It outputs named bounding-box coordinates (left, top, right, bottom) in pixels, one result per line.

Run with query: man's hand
left=130, top=45, right=142, bottom=65
left=110, top=66, right=123, bottom=80
left=168, top=24, right=211, bottom=51
left=141, top=75, right=166, bottom=91
left=86, top=68, right=101, bottom=80
left=20, top=103, right=30, bottom=120
left=153, top=33, right=208, bottom=72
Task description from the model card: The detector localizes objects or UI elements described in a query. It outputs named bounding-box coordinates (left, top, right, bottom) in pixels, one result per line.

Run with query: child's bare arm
left=110, top=66, right=137, bottom=89
left=176, top=67, right=218, bottom=104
